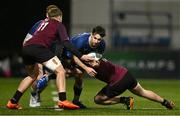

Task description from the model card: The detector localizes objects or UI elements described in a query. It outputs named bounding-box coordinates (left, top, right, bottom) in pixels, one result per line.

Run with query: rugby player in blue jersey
left=62, top=26, right=106, bottom=108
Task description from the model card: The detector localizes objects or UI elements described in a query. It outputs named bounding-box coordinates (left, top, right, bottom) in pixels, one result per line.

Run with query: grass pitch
left=0, top=77, right=179, bottom=115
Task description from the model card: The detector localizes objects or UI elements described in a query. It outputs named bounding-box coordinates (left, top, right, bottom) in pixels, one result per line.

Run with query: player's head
left=90, top=26, right=106, bottom=48
left=86, top=60, right=100, bottom=68
left=85, top=52, right=102, bottom=68
left=46, top=5, right=59, bottom=13
left=46, top=5, right=63, bottom=22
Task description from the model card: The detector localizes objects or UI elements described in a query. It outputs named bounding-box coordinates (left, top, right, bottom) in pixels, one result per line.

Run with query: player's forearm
left=73, top=55, right=88, bottom=70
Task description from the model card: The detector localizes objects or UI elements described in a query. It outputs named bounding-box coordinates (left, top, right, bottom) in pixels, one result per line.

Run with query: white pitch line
left=141, top=108, right=165, bottom=110
left=50, top=80, right=56, bottom=88
left=51, top=91, right=58, bottom=95
left=52, top=97, right=59, bottom=102
left=54, top=105, right=64, bottom=111
left=50, top=81, right=62, bottom=110
left=50, top=83, right=55, bottom=88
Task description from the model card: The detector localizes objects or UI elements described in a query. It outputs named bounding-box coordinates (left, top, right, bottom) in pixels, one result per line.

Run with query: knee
left=28, top=71, right=39, bottom=80
left=94, top=95, right=104, bottom=104
left=75, top=76, right=83, bottom=85
left=55, top=67, right=66, bottom=75
left=76, top=69, right=83, bottom=75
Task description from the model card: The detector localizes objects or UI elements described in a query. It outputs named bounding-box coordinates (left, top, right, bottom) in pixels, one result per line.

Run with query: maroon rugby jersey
left=23, top=18, right=69, bottom=48
left=94, top=59, right=128, bottom=86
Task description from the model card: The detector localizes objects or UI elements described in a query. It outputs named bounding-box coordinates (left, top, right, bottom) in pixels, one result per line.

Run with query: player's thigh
left=25, top=63, right=40, bottom=79
left=130, top=83, right=145, bottom=96
left=22, top=45, right=58, bottom=77
left=36, top=63, right=44, bottom=80
left=43, top=56, right=65, bottom=74
left=94, top=85, right=109, bottom=102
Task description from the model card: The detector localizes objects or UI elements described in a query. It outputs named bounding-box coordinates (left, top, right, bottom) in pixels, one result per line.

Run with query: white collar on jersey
left=88, top=34, right=96, bottom=48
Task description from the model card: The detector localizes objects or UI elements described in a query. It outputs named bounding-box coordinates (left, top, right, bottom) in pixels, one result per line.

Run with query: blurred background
left=0, top=0, right=180, bottom=79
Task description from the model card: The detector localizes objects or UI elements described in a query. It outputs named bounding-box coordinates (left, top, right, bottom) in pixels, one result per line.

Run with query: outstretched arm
left=73, top=55, right=97, bottom=77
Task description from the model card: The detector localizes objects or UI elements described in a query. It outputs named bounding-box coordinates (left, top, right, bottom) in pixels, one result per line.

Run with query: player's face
left=57, top=16, right=62, bottom=22
left=88, top=60, right=100, bottom=68
left=53, top=15, right=62, bottom=22
left=90, top=34, right=102, bottom=48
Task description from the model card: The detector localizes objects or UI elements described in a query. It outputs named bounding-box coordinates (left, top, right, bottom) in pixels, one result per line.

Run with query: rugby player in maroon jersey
left=6, top=5, right=94, bottom=110
left=86, top=57, right=175, bottom=110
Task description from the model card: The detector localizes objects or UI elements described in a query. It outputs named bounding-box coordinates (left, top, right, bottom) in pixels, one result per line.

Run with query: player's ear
left=46, top=13, right=49, bottom=18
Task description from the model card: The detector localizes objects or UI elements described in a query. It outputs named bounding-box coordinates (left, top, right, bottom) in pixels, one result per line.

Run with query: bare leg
left=31, top=64, right=44, bottom=91
left=94, top=94, right=121, bottom=105
left=8, top=64, right=39, bottom=106
left=129, top=83, right=175, bottom=109
left=43, top=56, right=66, bottom=94
left=94, top=94, right=134, bottom=110
left=18, top=76, right=36, bottom=92
left=18, top=64, right=40, bottom=93
left=130, top=83, right=164, bottom=103
left=55, top=66, right=66, bottom=93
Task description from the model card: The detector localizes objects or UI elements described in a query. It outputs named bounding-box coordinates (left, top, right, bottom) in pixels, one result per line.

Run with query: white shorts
left=43, top=56, right=62, bottom=71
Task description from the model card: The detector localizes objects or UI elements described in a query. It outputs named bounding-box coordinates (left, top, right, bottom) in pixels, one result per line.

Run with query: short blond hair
left=46, top=5, right=62, bottom=18
left=46, top=5, right=58, bottom=13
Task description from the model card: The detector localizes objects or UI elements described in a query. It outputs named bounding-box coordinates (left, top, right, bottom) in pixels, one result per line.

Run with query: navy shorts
left=22, top=45, right=55, bottom=65
left=96, top=72, right=138, bottom=98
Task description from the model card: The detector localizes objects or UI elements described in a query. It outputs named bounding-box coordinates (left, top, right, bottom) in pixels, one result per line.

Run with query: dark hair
left=92, top=26, right=106, bottom=37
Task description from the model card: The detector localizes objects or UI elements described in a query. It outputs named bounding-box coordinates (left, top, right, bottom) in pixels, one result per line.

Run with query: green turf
left=0, top=77, right=179, bottom=115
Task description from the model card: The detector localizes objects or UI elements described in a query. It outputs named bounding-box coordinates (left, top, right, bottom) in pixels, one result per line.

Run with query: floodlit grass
left=0, top=77, right=179, bottom=115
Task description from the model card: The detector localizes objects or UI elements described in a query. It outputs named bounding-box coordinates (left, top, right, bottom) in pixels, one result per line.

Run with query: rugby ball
left=87, top=52, right=102, bottom=60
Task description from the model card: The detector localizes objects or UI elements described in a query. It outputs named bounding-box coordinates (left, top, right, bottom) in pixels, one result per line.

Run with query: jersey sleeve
left=71, top=36, right=84, bottom=50
left=63, top=36, right=85, bottom=59
left=57, top=23, right=69, bottom=42
left=28, top=20, right=43, bottom=35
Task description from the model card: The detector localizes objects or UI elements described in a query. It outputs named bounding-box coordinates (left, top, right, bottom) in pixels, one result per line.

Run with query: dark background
left=0, top=0, right=70, bottom=56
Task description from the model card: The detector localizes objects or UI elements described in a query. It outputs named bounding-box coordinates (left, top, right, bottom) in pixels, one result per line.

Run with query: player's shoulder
left=35, top=18, right=48, bottom=25
left=100, top=39, right=106, bottom=45
left=75, top=32, right=90, bottom=39
left=78, top=32, right=90, bottom=36
left=71, top=32, right=90, bottom=42
left=35, top=20, right=43, bottom=24
left=98, top=39, right=106, bottom=52
left=48, top=19, right=62, bottom=27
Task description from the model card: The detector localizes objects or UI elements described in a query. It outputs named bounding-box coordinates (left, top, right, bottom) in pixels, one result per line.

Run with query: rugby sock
left=11, top=90, right=23, bottom=104
left=59, top=92, right=66, bottom=101
left=161, top=99, right=168, bottom=106
left=119, top=97, right=126, bottom=103
left=73, top=85, right=82, bottom=101
left=30, top=86, right=37, bottom=96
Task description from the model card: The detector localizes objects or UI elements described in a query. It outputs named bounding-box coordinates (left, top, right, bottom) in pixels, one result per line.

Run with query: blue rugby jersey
left=63, top=32, right=106, bottom=59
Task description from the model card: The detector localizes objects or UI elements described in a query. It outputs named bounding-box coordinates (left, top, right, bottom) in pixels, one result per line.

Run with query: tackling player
left=6, top=5, right=92, bottom=110
left=85, top=55, right=175, bottom=110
